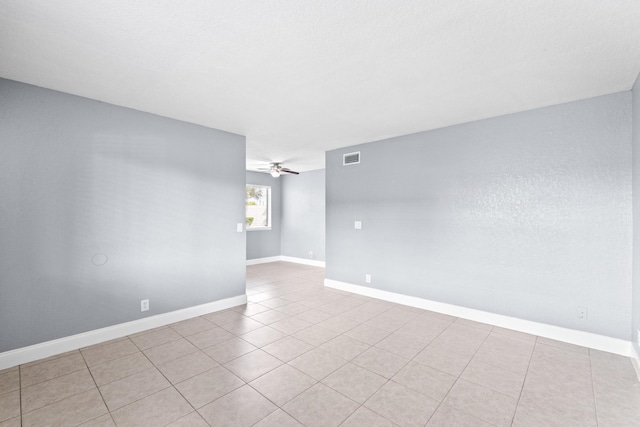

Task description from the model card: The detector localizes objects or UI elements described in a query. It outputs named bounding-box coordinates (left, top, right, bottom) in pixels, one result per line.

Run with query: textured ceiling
left=1, top=1, right=640, bottom=172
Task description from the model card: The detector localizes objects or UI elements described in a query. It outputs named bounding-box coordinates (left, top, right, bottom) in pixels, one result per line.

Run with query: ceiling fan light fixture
left=269, top=165, right=281, bottom=177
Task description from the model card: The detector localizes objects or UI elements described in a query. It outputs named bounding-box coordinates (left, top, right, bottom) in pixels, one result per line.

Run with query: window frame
left=246, top=184, right=272, bottom=231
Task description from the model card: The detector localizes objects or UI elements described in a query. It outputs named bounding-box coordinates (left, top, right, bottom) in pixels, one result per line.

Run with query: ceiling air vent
left=343, top=151, right=360, bottom=166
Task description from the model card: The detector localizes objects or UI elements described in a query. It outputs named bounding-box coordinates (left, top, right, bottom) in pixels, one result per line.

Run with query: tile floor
left=2, top=261, right=640, bottom=426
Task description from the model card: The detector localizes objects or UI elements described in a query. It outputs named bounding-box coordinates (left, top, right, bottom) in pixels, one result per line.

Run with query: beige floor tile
left=262, top=336, right=314, bottom=362
left=471, top=333, right=534, bottom=374
left=11, top=263, right=638, bottom=427
left=0, top=390, right=20, bottom=423
left=240, top=326, right=287, bottom=347
left=289, top=347, right=347, bottom=381
left=277, top=303, right=314, bottom=316
left=442, top=380, right=518, bottom=427
left=319, top=334, right=370, bottom=360
left=99, top=368, right=170, bottom=411
left=317, top=316, right=360, bottom=334
left=374, top=331, right=431, bottom=359
left=250, top=364, right=316, bottom=406
left=129, top=327, right=182, bottom=350
left=352, top=347, right=408, bottom=379
left=81, top=339, right=140, bottom=368
left=22, top=388, right=107, bottom=427
left=294, top=308, right=334, bottom=324
left=293, top=324, right=341, bottom=346
left=223, top=349, right=282, bottom=382
left=79, top=414, right=116, bottom=426
left=198, top=385, right=277, bottom=426
left=203, top=309, right=246, bottom=326
left=364, top=314, right=410, bottom=333
left=270, top=317, right=313, bottom=335
left=219, top=317, right=265, bottom=335
left=341, top=407, right=396, bottom=427
left=169, top=317, right=216, bottom=337
left=157, top=351, right=218, bottom=384
left=491, top=327, right=537, bottom=342
left=593, top=398, right=640, bottom=427
left=413, top=341, right=477, bottom=376
left=427, top=404, right=493, bottom=426
left=143, top=338, right=198, bottom=366
left=364, top=381, right=439, bottom=426
left=261, top=297, right=292, bottom=309
left=21, top=350, right=81, bottom=368
left=185, top=327, right=235, bottom=349
left=21, top=368, right=96, bottom=413
left=89, top=352, right=153, bottom=386
left=175, top=366, right=244, bottom=409
left=283, top=383, right=359, bottom=427
left=253, top=409, right=302, bottom=426
left=392, top=361, right=456, bottom=401
left=203, top=337, right=257, bottom=364
left=0, top=417, right=21, bottom=427
left=322, top=363, right=387, bottom=403
left=0, top=370, right=19, bottom=396
left=250, top=309, right=290, bottom=325
left=344, top=323, right=391, bottom=345
left=233, top=303, right=271, bottom=317
left=537, top=337, right=590, bottom=355
left=20, top=351, right=86, bottom=387
left=512, top=401, right=596, bottom=427
left=453, top=318, right=494, bottom=331
left=461, top=358, right=526, bottom=398
left=166, top=411, right=209, bottom=426
left=111, top=387, right=192, bottom=427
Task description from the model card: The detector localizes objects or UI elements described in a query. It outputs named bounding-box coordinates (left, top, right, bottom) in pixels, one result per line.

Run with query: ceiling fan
left=257, top=163, right=300, bottom=178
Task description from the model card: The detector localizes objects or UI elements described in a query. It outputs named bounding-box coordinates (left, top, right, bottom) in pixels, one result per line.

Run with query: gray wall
left=281, top=169, right=326, bottom=262
left=633, top=73, right=640, bottom=355
left=246, top=171, right=281, bottom=260
left=327, top=92, right=632, bottom=340
left=0, top=78, right=246, bottom=352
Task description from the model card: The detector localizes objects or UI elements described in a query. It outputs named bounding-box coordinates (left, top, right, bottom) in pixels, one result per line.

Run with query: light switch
left=354, top=221, right=362, bottom=229
left=237, top=223, right=243, bottom=232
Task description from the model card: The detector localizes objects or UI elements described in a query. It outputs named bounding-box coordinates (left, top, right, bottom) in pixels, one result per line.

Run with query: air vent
left=343, top=151, right=360, bottom=166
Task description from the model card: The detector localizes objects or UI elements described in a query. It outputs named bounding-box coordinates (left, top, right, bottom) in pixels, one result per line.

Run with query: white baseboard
left=325, top=279, right=633, bottom=358
left=280, top=256, right=325, bottom=268
left=247, top=255, right=325, bottom=268
left=0, top=294, right=247, bottom=370
left=246, top=256, right=282, bottom=266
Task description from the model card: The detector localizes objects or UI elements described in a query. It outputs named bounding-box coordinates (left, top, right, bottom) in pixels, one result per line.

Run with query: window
left=246, top=184, right=271, bottom=230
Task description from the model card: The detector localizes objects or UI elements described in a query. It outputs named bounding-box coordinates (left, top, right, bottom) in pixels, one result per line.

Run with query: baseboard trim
left=0, top=294, right=247, bottom=370
left=280, top=256, right=326, bottom=268
left=246, top=256, right=282, bottom=266
left=247, top=256, right=325, bottom=268
left=325, top=279, right=633, bottom=358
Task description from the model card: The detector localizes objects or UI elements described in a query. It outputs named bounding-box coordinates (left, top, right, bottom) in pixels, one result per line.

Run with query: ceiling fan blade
left=281, top=168, right=300, bottom=175
left=256, top=168, right=270, bottom=171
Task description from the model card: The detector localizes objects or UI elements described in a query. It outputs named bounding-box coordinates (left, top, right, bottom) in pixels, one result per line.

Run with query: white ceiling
left=2, top=1, right=640, bottom=172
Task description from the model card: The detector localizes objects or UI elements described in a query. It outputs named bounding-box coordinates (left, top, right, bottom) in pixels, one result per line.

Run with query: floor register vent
left=343, top=151, right=360, bottom=165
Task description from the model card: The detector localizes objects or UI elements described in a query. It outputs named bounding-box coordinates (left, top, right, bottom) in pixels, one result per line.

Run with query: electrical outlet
left=577, top=306, right=587, bottom=320
left=354, top=220, right=362, bottom=229
left=309, top=251, right=314, bottom=258
left=365, top=274, right=371, bottom=283
left=141, top=299, right=149, bottom=312
left=637, top=329, right=640, bottom=346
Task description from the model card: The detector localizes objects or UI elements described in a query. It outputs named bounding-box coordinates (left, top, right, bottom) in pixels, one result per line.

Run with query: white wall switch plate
left=141, top=299, right=149, bottom=312
left=237, top=223, right=243, bottom=232
left=354, top=220, right=362, bottom=229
